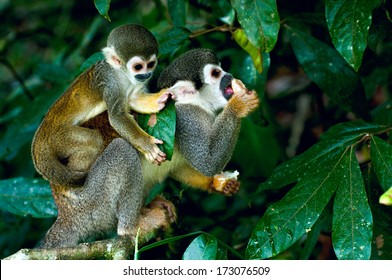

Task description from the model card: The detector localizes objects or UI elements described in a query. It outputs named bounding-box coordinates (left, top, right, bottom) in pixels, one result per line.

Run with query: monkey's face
left=201, top=64, right=233, bottom=110
left=126, top=55, right=157, bottom=85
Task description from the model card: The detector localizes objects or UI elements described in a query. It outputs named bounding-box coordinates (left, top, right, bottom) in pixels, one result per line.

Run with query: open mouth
left=223, top=83, right=234, bottom=100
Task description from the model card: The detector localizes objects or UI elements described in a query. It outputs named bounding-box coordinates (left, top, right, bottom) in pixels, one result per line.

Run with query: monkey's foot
left=147, top=195, right=177, bottom=223
left=131, top=196, right=177, bottom=239
left=212, top=171, right=240, bottom=196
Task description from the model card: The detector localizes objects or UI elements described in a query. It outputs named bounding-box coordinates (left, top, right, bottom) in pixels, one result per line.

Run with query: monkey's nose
left=135, top=73, right=152, bottom=82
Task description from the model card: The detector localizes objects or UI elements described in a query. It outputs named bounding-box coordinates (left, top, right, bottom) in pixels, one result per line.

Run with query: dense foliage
left=0, top=0, right=391, bottom=260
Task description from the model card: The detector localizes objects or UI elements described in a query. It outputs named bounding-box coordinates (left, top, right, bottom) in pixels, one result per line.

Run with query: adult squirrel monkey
left=38, top=49, right=259, bottom=249
left=32, top=24, right=171, bottom=188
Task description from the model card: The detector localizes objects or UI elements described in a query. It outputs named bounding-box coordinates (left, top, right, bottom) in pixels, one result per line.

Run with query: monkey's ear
left=102, top=46, right=122, bottom=69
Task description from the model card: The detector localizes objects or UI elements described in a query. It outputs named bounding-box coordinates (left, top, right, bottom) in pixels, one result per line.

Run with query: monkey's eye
left=211, top=69, right=221, bottom=78
left=133, top=64, right=143, bottom=71
left=147, top=61, right=156, bottom=69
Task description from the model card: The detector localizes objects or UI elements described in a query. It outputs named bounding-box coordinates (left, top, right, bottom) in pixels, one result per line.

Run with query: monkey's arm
left=175, top=104, right=241, bottom=176
left=103, top=83, right=166, bottom=164
left=129, top=88, right=170, bottom=114
left=176, top=86, right=259, bottom=176
left=170, top=162, right=240, bottom=196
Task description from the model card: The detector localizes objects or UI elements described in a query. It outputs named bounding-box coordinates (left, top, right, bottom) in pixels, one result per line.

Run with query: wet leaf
left=157, top=27, right=190, bottom=55
left=183, top=234, right=218, bottom=260
left=0, top=177, right=57, bottom=218
left=231, top=0, right=280, bottom=52
left=94, top=0, right=111, bottom=21
left=325, top=0, right=380, bottom=71
left=332, top=147, right=372, bottom=260
left=257, top=121, right=387, bottom=193
left=321, top=120, right=388, bottom=140
left=371, top=136, right=392, bottom=192
left=288, top=26, right=369, bottom=119
left=246, top=150, right=347, bottom=259
left=79, top=52, right=104, bottom=73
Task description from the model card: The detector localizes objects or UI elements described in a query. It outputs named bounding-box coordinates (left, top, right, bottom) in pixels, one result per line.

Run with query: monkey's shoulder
left=174, top=103, right=215, bottom=137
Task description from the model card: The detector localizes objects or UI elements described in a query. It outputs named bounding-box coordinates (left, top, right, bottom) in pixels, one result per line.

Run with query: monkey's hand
left=211, top=171, right=240, bottom=196
left=143, top=137, right=167, bottom=165
left=130, top=89, right=171, bottom=114
left=228, top=78, right=259, bottom=118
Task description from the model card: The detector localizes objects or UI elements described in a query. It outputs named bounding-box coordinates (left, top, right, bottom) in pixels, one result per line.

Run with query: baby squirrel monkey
left=32, top=24, right=170, bottom=188
left=38, top=49, right=259, bottom=249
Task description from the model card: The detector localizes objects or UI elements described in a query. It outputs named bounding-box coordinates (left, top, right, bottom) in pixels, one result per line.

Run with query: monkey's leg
left=55, top=126, right=105, bottom=172
left=129, top=88, right=170, bottom=114
left=170, top=163, right=240, bottom=196
left=83, top=138, right=145, bottom=238
left=37, top=214, right=84, bottom=249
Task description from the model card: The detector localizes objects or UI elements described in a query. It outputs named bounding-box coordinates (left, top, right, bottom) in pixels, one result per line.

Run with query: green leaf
left=257, top=121, right=388, bottom=193
left=364, top=167, right=392, bottom=259
left=216, top=247, right=228, bottom=260
left=288, top=26, right=369, bottom=119
left=371, top=136, right=392, bottom=192
left=183, top=234, right=218, bottom=260
left=157, top=27, right=190, bottom=55
left=321, top=120, right=388, bottom=140
left=257, top=135, right=358, bottom=192
left=168, top=0, right=186, bottom=26
left=138, top=100, right=176, bottom=160
left=237, top=52, right=270, bottom=93
left=233, top=28, right=263, bottom=73
left=79, top=52, right=104, bottom=74
left=0, top=177, right=57, bottom=218
left=300, top=204, right=332, bottom=260
left=246, top=150, right=346, bottom=259
left=94, top=0, right=111, bottom=21
left=231, top=0, right=280, bottom=52
left=36, top=63, right=72, bottom=84
left=138, top=230, right=244, bottom=259
left=332, top=147, right=372, bottom=260
left=325, top=0, right=380, bottom=71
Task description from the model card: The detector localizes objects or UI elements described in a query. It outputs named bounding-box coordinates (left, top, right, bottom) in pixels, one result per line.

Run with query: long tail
left=32, top=139, right=87, bottom=187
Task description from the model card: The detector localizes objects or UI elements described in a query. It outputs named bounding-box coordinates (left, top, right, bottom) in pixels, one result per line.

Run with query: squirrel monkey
left=38, top=49, right=259, bottom=249
left=32, top=24, right=171, bottom=188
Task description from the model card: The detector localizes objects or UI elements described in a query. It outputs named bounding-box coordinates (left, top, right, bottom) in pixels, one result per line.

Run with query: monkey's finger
left=153, top=138, right=163, bottom=145
left=158, top=92, right=170, bottom=102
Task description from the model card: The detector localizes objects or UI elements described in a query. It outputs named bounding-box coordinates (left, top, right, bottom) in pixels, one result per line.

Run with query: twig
left=189, top=24, right=236, bottom=38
